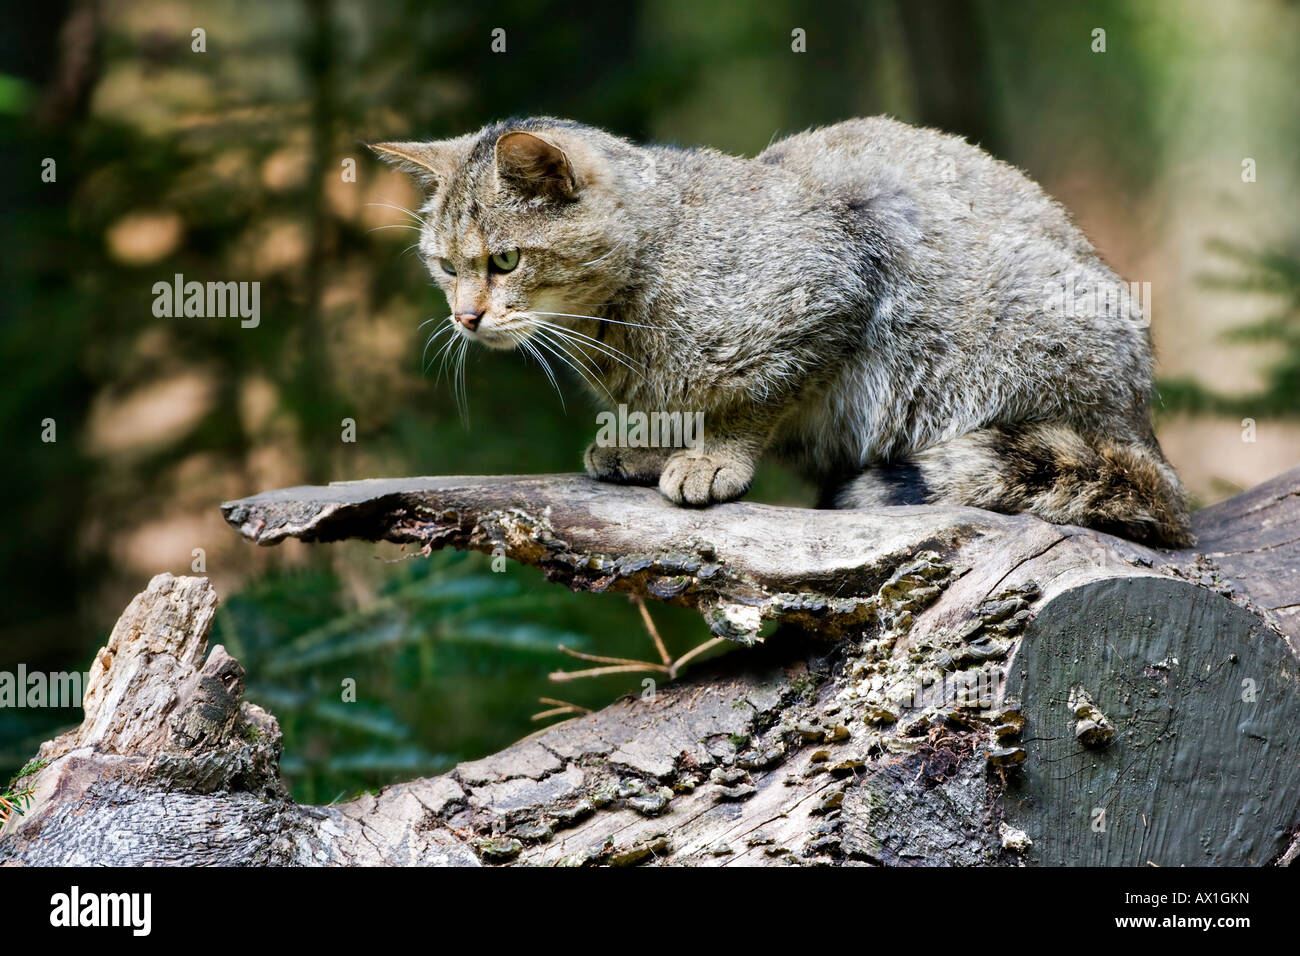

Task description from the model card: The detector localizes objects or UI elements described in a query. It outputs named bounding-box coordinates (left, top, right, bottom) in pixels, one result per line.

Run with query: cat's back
left=757, top=116, right=1083, bottom=253
left=759, top=116, right=973, bottom=180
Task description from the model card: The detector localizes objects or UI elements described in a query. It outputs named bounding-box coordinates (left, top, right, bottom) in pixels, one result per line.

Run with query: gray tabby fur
left=373, top=116, right=1191, bottom=547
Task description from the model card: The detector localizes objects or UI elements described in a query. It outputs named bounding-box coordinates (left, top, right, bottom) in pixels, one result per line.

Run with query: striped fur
left=374, top=116, right=1194, bottom=549
left=833, top=424, right=1193, bottom=547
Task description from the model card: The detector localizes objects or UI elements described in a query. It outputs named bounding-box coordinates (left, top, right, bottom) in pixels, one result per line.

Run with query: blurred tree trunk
left=37, top=0, right=101, bottom=127
left=0, top=0, right=102, bottom=671
left=895, top=0, right=998, bottom=149
left=298, top=0, right=341, bottom=483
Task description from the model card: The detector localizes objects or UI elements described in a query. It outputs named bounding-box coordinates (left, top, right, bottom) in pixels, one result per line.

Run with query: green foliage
left=0, top=74, right=34, bottom=115
left=216, top=550, right=716, bottom=803
left=6, top=757, right=48, bottom=789
left=0, top=712, right=77, bottom=794
left=0, top=758, right=47, bottom=826
left=1158, top=240, right=1300, bottom=418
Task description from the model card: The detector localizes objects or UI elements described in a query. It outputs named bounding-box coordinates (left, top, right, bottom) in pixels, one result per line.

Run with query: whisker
left=535, top=337, right=608, bottom=402
left=528, top=315, right=641, bottom=359
left=427, top=325, right=462, bottom=380
left=446, top=337, right=467, bottom=424
left=451, top=336, right=463, bottom=394
left=519, top=337, right=565, bottom=408
left=532, top=311, right=669, bottom=332
left=531, top=328, right=599, bottom=387
left=366, top=223, right=423, bottom=234
left=517, top=336, right=566, bottom=412
left=532, top=326, right=605, bottom=382
left=578, top=243, right=622, bottom=267
left=433, top=336, right=458, bottom=382
left=421, top=331, right=437, bottom=370
left=532, top=328, right=615, bottom=402
left=455, top=338, right=471, bottom=425
left=365, top=200, right=430, bottom=228
left=418, top=314, right=453, bottom=332
left=529, top=318, right=645, bottom=377
left=422, top=325, right=456, bottom=374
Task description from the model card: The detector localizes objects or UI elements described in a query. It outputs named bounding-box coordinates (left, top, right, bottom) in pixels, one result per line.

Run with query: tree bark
left=4, top=469, right=1298, bottom=866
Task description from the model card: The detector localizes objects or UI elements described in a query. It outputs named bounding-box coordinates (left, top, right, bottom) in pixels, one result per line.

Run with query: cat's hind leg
left=832, top=423, right=1193, bottom=548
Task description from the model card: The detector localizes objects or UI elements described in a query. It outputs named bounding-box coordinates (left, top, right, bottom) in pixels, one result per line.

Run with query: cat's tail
left=833, top=422, right=1194, bottom=548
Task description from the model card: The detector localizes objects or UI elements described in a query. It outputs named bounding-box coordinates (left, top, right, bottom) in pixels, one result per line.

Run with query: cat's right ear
left=369, top=141, right=452, bottom=189
left=494, top=131, right=579, bottom=200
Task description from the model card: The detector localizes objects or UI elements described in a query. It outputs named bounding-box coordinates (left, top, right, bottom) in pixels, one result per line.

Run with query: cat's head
left=372, top=119, right=637, bottom=354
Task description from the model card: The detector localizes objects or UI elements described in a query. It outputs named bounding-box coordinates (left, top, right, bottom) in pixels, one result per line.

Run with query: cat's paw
left=583, top=443, right=666, bottom=486
left=659, top=451, right=753, bottom=506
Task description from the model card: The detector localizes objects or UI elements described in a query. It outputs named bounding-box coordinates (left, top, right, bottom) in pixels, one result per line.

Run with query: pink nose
left=455, top=310, right=483, bottom=331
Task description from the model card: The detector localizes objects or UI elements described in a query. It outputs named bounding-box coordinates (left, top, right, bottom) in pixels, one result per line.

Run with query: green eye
left=438, top=258, right=457, bottom=276
left=490, top=249, right=520, bottom=273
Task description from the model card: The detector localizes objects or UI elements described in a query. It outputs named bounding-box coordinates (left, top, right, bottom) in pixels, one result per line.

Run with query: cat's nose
left=455, top=310, right=484, bottom=331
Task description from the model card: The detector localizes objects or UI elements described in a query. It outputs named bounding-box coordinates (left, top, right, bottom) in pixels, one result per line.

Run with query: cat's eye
left=438, top=258, right=457, bottom=276
left=489, top=249, right=520, bottom=273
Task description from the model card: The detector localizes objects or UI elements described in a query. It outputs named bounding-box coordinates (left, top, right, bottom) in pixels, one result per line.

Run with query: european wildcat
left=374, top=116, right=1193, bottom=547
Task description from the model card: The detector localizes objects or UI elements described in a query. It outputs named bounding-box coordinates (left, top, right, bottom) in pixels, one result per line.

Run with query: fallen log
left=3, top=468, right=1298, bottom=866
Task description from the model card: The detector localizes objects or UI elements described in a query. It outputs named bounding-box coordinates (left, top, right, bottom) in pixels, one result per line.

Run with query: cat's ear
left=369, top=141, right=456, bottom=189
left=494, top=131, right=578, bottom=200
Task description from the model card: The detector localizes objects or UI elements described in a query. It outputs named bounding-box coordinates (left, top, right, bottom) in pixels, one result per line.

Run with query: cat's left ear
left=369, top=140, right=460, bottom=190
left=494, top=131, right=578, bottom=200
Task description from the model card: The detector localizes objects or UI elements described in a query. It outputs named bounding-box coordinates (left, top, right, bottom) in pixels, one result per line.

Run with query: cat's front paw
left=659, top=451, right=753, bottom=506
left=583, top=443, right=667, bottom=486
